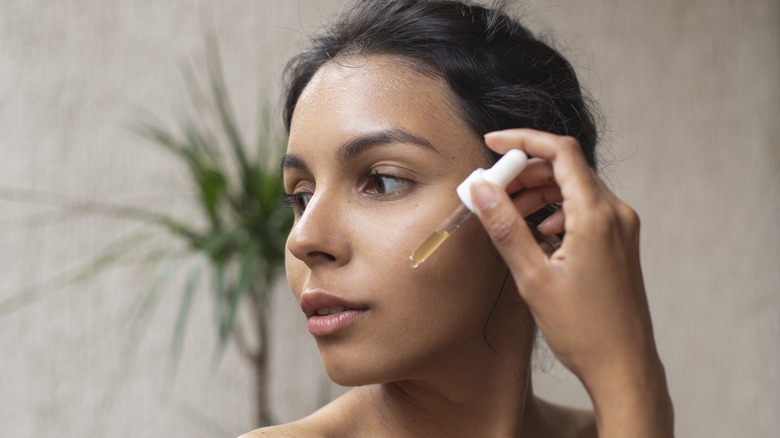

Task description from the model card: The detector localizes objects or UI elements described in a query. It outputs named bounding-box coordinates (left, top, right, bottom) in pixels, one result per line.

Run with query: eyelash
left=282, top=171, right=412, bottom=215
left=281, top=192, right=311, bottom=215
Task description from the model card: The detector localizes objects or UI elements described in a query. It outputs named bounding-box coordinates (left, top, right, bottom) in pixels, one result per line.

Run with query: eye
left=365, top=172, right=410, bottom=196
left=282, top=192, right=312, bottom=215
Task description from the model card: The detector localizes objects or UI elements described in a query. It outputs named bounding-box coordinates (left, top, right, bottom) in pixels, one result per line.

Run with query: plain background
left=1, top=1, right=778, bottom=437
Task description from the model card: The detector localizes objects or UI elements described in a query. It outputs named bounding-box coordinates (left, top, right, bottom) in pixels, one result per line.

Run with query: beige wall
left=1, top=1, right=777, bottom=437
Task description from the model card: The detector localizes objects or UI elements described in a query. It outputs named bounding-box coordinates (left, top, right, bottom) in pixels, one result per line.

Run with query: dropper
left=407, top=149, right=528, bottom=268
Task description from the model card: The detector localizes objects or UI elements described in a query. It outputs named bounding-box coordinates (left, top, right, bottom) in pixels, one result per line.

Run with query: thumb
left=470, top=179, right=546, bottom=281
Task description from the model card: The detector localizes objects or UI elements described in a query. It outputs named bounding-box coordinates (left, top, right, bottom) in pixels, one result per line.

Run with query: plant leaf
left=169, top=253, right=208, bottom=376
left=216, top=241, right=259, bottom=356
left=0, top=229, right=156, bottom=317
left=204, top=38, right=251, bottom=190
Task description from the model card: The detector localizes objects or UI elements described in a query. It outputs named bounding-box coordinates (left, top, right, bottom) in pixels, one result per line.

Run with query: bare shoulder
left=238, top=422, right=319, bottom=438
left=237, top=389, right=365, bottom=438
left=237, top=411, right=335, bottom=438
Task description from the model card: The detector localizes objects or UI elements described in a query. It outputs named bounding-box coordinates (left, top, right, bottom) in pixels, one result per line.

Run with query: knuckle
left=619, top=204, right=641, bottom=232
left=588, top=199, right=615, bottom=222
left=618, top=205, right=641, bottom=247
left=583, top=200, right=641, bottom=239
left=579, top=200, right=618, bottom=236
left=558, top=136, right=581, bottom=153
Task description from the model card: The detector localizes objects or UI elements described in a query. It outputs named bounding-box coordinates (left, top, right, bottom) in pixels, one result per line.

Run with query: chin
left=320, top=358, right=384, bottom=387
left=317, top=348, right=382, bottom=386
left=324, top=369, right=373, bottom=387
left=315, top=340, right=415, bottom=387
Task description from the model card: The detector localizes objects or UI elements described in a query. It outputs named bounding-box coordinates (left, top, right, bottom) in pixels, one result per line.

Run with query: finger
left=485, top=129, right=603, bottom=220
left=536, top=208, right=565, bottom=235
left=470, top=178, right=548, bottom=284
left=512, top=184, right=563, bottom=218
left=505, top=158, right=554, bottom=194
left=484, top=129, right=585, bottom=162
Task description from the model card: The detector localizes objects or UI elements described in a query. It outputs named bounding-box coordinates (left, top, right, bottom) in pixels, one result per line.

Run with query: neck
left=365, top=326, right=538, bottom=437
left=372, top=363, right=532, bottom=437
left=351, top=276, right=542, bottom=437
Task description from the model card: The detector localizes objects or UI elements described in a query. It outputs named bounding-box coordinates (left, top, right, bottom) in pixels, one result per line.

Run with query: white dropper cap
left=456, top=149, right=528, bottom=213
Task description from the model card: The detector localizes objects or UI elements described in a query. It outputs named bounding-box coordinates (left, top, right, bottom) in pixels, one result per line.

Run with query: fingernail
left=483, top=131, right=506, bottom=141
left=484, top=129, right=518, bottom=140
left=471, top=180, right=498, bottom=211
left=537, top=214, right=553, bottom=230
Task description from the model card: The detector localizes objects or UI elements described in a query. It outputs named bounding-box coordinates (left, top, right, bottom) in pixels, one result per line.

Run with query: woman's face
left=283, top=56, right=520, bottom=385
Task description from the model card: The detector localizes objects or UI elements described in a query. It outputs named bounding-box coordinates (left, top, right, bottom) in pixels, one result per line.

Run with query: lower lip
left=307, top=309, right=366, bottom=336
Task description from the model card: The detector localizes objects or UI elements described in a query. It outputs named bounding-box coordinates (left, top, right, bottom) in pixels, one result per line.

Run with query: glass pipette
left=408, top=149, right=528, bottom=268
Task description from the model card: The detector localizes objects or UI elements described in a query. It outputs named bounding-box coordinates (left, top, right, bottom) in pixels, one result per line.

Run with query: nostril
left=308, top=251, right=337, bottom=262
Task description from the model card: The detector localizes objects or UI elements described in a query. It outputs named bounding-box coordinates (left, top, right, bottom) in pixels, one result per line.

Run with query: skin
left=473, top=130, right=674, bottom=437
left=241, top=55, right=673, bottom=437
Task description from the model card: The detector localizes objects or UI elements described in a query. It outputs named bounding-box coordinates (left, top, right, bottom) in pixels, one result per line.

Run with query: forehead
left=299, top=55, right=456, bottom=116
left=288, top=55, right=478, bottom=154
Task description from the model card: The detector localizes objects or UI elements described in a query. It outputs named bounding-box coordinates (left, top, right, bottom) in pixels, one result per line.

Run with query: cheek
left=422, top=220, right=503, bottom=298
left=363, top=195, right=502, bottom=292
left=370, top=212, right=505, bottom=320
left=352, top=199, right=430, bottom=262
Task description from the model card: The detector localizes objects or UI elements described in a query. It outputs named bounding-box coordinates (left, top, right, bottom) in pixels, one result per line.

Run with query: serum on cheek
left=407, top=149, right=528, bottom=268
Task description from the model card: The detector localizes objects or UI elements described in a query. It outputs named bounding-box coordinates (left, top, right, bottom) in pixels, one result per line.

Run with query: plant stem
left=248, top=287, right=270, bottom=426
left=255, top=317, right=269, bottom=427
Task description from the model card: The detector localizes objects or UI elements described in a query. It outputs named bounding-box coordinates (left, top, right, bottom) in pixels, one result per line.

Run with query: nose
left=286, top=191, right=350, bottom=269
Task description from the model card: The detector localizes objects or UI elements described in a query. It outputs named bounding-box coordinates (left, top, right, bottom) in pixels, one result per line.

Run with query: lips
left=316, top=306, right=348, bottom=315
left=300, top=289, right=369, bottom=336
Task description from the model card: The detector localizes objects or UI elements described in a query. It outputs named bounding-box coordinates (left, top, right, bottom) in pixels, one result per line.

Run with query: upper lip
left=300, top=289, right=368, bottom=317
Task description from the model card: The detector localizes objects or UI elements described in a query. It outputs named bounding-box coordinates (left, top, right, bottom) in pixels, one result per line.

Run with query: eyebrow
left=280, top=128, right=437, bottom=174
left=280, top=153, right=308, bottom=174
left=336, top=128, right=437, bottom=162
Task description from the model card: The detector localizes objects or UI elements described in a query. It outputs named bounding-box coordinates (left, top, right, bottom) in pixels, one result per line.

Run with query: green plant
left=0, top=39, right=291, bottom=427
left=127, top=43, right=293, bottom=426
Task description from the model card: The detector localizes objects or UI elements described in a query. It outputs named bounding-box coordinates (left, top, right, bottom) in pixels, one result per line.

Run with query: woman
left=244, top=0, right=673, bottom=436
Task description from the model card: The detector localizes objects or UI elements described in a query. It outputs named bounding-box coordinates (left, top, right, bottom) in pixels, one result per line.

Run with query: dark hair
left=283, top=0, right=598, bottom=169
left=283, top=0, right=600, bottom=228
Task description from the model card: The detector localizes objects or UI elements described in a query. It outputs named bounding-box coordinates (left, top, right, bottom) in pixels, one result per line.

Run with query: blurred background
left=1, top=0, right=777, bottom=437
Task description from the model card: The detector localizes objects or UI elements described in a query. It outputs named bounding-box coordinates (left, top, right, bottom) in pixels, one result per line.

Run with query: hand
left=470, top=129, right=673, bottom=437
